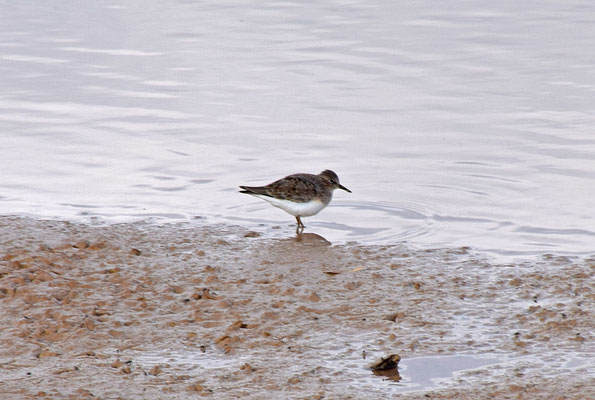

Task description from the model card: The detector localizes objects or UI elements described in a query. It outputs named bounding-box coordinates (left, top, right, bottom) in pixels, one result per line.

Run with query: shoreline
left=0, top=216, right=593, bottom=399
left=4, top=212, right=592, bottom=264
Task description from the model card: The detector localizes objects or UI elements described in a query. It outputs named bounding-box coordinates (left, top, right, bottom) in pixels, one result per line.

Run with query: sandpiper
left=240, top=169, right=351, bottom=233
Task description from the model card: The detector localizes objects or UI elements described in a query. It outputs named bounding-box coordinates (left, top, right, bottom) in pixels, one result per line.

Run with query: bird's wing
left=240, top=174, right=319, bottom=203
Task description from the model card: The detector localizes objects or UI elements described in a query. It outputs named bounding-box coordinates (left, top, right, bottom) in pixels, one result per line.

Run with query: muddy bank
left=0, top=216, right=593, bottom=399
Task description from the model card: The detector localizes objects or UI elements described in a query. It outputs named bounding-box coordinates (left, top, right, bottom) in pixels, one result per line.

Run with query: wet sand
left=0, top=216, right=593, bottom=399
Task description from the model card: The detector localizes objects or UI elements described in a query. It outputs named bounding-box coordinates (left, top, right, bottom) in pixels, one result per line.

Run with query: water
left=2, top=0, right=595, bottom=260
left=132, top=346, right=594, bottom=397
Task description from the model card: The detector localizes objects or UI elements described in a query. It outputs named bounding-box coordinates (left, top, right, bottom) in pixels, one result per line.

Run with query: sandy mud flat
left=0, top=216, right=593, bottom=399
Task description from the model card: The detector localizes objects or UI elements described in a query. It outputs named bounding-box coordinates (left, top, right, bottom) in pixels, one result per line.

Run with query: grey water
left=2, top=0, right=595, bottom=260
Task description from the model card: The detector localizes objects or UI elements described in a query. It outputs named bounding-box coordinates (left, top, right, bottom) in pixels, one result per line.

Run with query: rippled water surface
left=2, top=1, right=595, bottom=259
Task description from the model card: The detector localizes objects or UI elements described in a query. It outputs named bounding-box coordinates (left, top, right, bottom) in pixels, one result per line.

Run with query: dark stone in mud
left=370, top=354, right=402, bottom=382
left=370, top=354, right=401, bottom=371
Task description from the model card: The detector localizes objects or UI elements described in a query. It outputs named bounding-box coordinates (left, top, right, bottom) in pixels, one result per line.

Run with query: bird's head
left=320, top=170, right=351, bottom=193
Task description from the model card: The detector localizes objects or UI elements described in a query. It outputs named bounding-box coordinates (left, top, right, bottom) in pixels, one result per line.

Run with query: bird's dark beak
left=338, top=184, right=352, bottom=193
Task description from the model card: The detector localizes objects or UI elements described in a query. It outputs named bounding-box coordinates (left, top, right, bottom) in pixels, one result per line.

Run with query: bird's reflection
left=294, top=232, right=332, bottom=246
left=267, top=231, right=332, bottom=246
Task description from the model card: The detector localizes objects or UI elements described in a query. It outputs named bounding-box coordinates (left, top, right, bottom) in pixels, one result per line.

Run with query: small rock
left=171, top=285, right=184, bottom=294
left=307, top=292, right=321, bottom=302
left=73, top=240, right=90, bottom=249
left=149, top=365, right=163, bottom=376
left=215, top=335, right=241, bottom=353
left=191, top=292, right=202, bottom=300
left=228, top=320, right=248, bottom=331
left=188, top=383, right=205, bottom=392
left=240, top=363, right=254, bottom=373
left=509, top=278, right=522, bottom=287
left=37, top=349, right=60, bottom=358
left=201, top=288, right=218, bottom=300
left=83, top=319, right=95, bottom=331
left=344, top=282, right=362, bottom=290
left=187, top=332, right=197, bottom=340
left=215, top=335, right=230, bottom=344
left=385, top=312, right=405, bottom=322
left=287, top=376, right=301, bottom=385
left=88, top=242, right=107, bottom=250
left=370, top=354, right=402, bottom=382
left=370, top=354, right=401, bottom=371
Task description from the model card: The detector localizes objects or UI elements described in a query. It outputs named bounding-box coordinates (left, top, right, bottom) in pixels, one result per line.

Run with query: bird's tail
left=239, top=185, right=271, bottom=196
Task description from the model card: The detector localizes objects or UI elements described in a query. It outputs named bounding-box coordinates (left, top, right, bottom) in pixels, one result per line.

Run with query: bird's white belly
left=253, top=195, right=327, bottom=217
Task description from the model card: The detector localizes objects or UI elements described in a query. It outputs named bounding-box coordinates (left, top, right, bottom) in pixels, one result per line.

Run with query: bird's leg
left=295, top=216, right=304, bottom=234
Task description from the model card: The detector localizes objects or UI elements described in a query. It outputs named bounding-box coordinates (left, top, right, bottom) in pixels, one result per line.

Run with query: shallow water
left=1, top=1, right=595, bottom=260
left=133, top=346, right=594, bottom=396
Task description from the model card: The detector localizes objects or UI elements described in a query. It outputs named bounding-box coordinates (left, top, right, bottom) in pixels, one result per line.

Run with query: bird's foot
left=295, top=216, right=305, bottom=235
